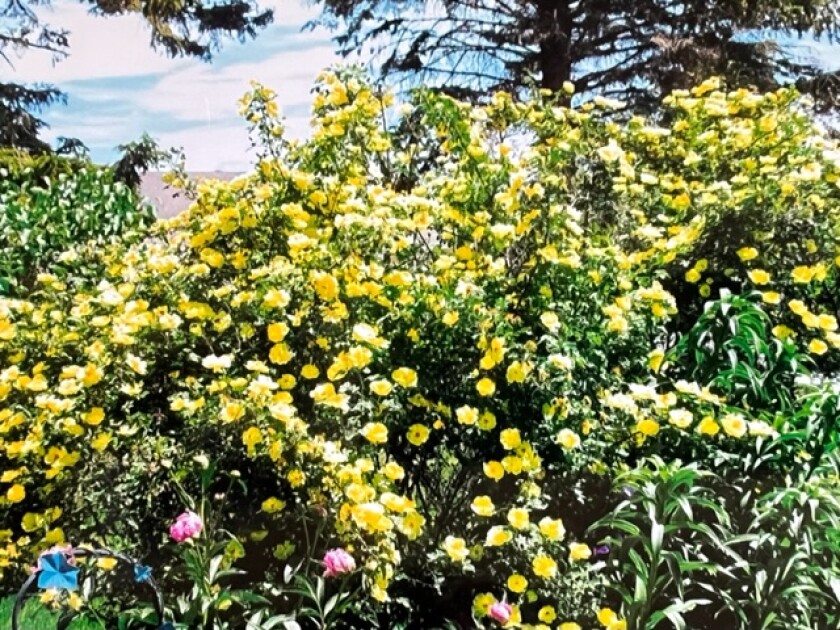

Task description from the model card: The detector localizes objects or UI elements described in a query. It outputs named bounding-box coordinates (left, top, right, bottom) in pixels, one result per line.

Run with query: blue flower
left=37, top=552, right=78, bottom=591
left=133, top=564, right=153, bottom=583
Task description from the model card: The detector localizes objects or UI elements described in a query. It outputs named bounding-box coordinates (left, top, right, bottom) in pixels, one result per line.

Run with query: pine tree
left=314, top=0, right=840, bottom=109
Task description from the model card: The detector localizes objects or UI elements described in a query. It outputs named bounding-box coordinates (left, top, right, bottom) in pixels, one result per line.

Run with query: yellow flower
left=287, top=469, right=306, bottom=487
left=636, top=418, right=659, bottom=436
left=383, top=461, right=405, bottom=480
left=473, top=593, right=496, bottom=616
left=6, top=484, right=25, bottom=503
left=406, top=424, right=430, bottom=446
left=648, top=349, right=665, bottom=372
left=772, top=324, right=794, bottom=339
left=456, top=405, right=479, bottom=425
left=361, top=422, right=388, bottom=444
left=391, top=367, right=418, bottom=388
left=597, top=608, right=627, bottom=630
left=540, top=312, right=560, bottom=331
left=486, top=525, right=513, bottom=546
left=747, top=269, right=771, bottom=285
left=697, top=416, right=720, bottom=436
left=761, top=291, right=781, bottom=305
left=300, top=364, right=320, bottom=379
left=478, top=410, right=497, bottom=431
left=268, top=343, right=294, bottom=365
left=560, top=623, right=582, bottom=630
left=370, top=379, right=393, bottom=396
left=507, top=507, right=530, bottom=529
left=557, top=428, right=581, bottom=449
left=736, top=247, right=758, bottom=262
left=538, top=606, right=557, bottom=623
left=267, top=322, right=289, bottom=342
left=818, top=314, right=838, bottom=331
left=476, top=377, right=496, bottom=396
left=506, top=361, right=530, bottom=383
left=261, top=497, right=286, bottom=513
left=91, top=432, right=112, bottom=451
left=242, top=426, right=262, bottom=450
left=538, top=516, right=566, bottom=540
left=809, top=339, right=828, bottom=355
left=788, top=299, right=808, bottom=316
left=507, top=573, right=528, bottom=593
left=471, top=496, right=495, bottom=517
left=500, top=428, right=521, bottom=450
left=126, top=353, right=148, bottom=375
left=685, top=268, right=701, bottom=283
left=532, top=555, right=558, bottom=578
left=96, top=557, right=118, bottom=571
left=443, top=536, right=469, bottom=562
left=721, top=413, right=747, bottom=438
left=82, top=407, right=105, bottom=426
left=442, top=311, right=459, bottom=326
left=311, top=271, right=339, bottom=300
left=569, top=543, right=591, bottom=562
left=791, top=266, right=815, bottom=283
left=668, top=408, right=693, bottom=429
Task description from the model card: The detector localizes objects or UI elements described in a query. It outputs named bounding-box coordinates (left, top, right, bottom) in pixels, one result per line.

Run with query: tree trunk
left=537, top=0, right=573, bottom=91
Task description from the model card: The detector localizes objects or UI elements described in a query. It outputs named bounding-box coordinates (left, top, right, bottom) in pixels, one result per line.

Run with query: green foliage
left=0, top=595, right=104, bottom=629
left=591, top=457, right=730, bottom=630
left=0, top=70, right=839, bottom=629
left=0, top=165, right=154, bottom=294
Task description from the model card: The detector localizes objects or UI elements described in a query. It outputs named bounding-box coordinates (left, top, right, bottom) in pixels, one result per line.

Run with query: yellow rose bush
left=0, top=68, right=838, bottom=627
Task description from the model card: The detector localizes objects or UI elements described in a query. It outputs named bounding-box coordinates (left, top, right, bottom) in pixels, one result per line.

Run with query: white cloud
left=10, top=1, right=188, bottom=82
left=153, top=124, right=252, bottom=172
left=134, top=44, right=337, bottom=124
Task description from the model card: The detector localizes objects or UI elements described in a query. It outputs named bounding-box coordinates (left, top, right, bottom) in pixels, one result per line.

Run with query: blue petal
left=37, top=553, right=78, bottom=591
left=133, top=564, right=152, bottom=583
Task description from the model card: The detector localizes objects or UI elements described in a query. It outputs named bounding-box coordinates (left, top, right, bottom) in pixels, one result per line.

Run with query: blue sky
left=10, top=1, right=840, bottom=171
left=15, top=1, right=352, bottom=171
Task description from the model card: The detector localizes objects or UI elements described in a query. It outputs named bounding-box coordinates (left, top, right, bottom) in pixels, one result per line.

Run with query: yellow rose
left=538, top=516, right=566, bottom=540
left=471, top=496, right=495, bottom=517
left=391, top=367, right=418, bottom=388
left=500, top=428, right=521, bottom=450
left=6, top=484, right=25, bottom=503
left=476, top=377, right=496, bottom=396
left=361, top=422, right=388, bottom=444
left=569, top=543, right=591, bottom=562
left=532, top=555, right=558, bottom=578
left=443, top=536, right=469, bottom=562
left=507, top=507, right=530, bottom=530
left=557, top=428, right=581, bottom=449
left=486, top=525, right=513, bottom=546
left=747, top=269, right=771, bottom=285
left=507, top=573, right=528, bottom=593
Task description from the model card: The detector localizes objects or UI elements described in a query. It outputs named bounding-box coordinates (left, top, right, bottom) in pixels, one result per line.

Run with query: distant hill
left=140, top=171, right=240, bottom=218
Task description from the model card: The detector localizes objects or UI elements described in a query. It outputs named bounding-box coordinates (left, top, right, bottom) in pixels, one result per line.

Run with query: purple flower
left=594, top=544, right=611, bottom=557
left=322, top=548, right=356, bottom=578
left=489, top=602, right=512, bottom=625
left=169, top=511, right=203, bottom=543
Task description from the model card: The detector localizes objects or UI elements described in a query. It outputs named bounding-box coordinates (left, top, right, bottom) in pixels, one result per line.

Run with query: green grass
left=0, top=596, right=104, bottom=630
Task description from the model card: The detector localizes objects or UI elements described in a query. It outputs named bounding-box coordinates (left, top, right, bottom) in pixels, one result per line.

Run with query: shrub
left=0, top=159, right=154, bottom=294
left=0, top=69, right=837, bottom=627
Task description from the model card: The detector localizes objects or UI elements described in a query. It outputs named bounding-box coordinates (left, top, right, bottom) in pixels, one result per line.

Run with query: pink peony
left=489, top=602, right=512, bottom=625
left=322, top=548, right=356, bottom=577
left=169, top=510, right=203, bottom=543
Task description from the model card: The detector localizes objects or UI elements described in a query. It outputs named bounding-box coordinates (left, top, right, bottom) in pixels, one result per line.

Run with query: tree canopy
left=315, top=0, right=840, bottom=110
left=0, top=0, right=274, bottom=152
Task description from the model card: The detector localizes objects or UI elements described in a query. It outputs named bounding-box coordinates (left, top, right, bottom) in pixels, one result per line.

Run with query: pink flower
left=489, top=602, right=512, bottom=625
left=322, top=548, right=356, bottom=577
left=169, top=510, right=203, bottom=543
